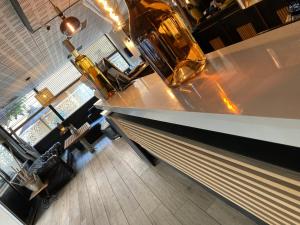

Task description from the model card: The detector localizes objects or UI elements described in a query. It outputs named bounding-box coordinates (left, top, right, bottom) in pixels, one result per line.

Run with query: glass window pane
left=107, top=52, right=130, bottom=72
left=84, top=35, right=116, bottom=62
left=52, top=82, right=94, bottom=119
left=0, top=91, right=42, bottom=132
left=15, top=108, right=62, bottom=145
left=16, top=120, right=51, bottom=145
left=0, top=176, right=6, bottom=192
left=41, top=110, right=63, bottom=129
left=0, top=144, right=19, bottom=177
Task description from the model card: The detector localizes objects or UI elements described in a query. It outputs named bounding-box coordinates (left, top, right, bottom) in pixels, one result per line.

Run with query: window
left=51, top=81, right=94, bottom=119
left=0, top=144, right=19, bottom=177
left=84, top=35, right=130, bottom=72
left=11, top=81, right=94, bottom=145
left=0, top=144, right=20, bottom=193
left=107, top=52, right=130, bottom=72
left=14, top=107, right=63, bottom=145
left=0, top=63, right=81, bottom=134
left=0, top=34, right=128, bottom=145
left=84, top=35, right=116, bottom=62
left=0, top=91, right=42, bottom=132
left=0, top=62, right=89, bottom=145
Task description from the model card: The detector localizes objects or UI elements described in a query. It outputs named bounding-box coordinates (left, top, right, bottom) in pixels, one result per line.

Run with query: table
left=64, top=123, right=95, bottom=152
left=29, top=182, right=48, bottom=201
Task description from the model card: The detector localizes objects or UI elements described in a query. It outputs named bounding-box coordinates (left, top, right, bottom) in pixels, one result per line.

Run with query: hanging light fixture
left=34, top=88, right=55, bottom=107
left=49, top=0, right=86, bottom=37
left=60, top=16, right=82, bottom=37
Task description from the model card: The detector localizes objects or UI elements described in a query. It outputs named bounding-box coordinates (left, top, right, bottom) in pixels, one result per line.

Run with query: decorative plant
left=1, top=97, right=27, bottom=127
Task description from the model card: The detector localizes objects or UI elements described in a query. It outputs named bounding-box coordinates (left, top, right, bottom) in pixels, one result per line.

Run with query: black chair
left=84, top=106, right=105, bottom=144
left=29, top=143, right=74, bottom=194
left=87, top=106, right=102, bottom=124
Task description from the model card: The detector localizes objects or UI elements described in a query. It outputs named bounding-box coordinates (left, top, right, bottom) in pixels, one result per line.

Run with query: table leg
left=41, top=189, right=57, bottom=209
left=79, top=138, right=95, bottom=153
left=41, top=189, right=51, bottom=209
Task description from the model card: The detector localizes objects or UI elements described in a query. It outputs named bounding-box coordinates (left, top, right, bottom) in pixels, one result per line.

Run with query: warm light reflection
left=95, top=0, right=123, bottom=28
left=179, top=87, right=192, bottom=94
left=266, top=48, right=282, bottom=69
left=65, top=22, right=76, bottom=33
left=198, top=73, right=241, bottom=114
left=166, top=89, right=176, bottom=100
left=216, top=83, right=241, bottom=115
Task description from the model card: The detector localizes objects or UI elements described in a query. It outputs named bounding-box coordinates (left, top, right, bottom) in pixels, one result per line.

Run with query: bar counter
left=95, top=21, right=300, bottom=148
left=95, top=21, right=300, bottom=225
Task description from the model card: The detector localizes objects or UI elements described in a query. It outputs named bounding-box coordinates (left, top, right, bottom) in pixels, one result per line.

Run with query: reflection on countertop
left=95, top=21, right=300, bottom=147
left=98, top=21, right=300, bottom=120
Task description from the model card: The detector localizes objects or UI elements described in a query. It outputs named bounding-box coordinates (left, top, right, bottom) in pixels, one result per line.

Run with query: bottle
left=124, top=0, right=206, bottom=87
left=63, top=40, right=115, bottom=99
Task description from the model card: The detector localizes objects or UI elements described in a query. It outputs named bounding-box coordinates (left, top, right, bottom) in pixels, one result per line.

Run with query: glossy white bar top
left=95, top=21, right=300, bottom=148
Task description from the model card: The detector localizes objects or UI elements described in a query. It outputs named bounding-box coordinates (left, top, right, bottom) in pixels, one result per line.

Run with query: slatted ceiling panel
left=209, top=37, right=225, bottom=51
left=236, top=23, right=257, bottom=41
left=33, top=16, right=66, bottom=68
left=112, top=118, right=300, bottom=225
left=16, top=0, right=80, bottom=31
left=277, top=7, right=289, bottom=24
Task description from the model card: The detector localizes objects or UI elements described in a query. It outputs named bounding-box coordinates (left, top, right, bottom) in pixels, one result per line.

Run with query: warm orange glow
left=95, top=0, right=123, bottom=27
left=166, top=89, right=176, bottom=99
left=65, top=22, right=75, bottom=33
left=179, top=87, right=192, bottom=94
left=35, top=88, right=55, bottom=107
left=216, top=83, right=241, bottom=115
left=103, top=2, right=110, bottom=10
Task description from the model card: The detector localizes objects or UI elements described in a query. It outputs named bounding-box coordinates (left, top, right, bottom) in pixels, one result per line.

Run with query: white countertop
left=95, top=21, right=300, bottom=148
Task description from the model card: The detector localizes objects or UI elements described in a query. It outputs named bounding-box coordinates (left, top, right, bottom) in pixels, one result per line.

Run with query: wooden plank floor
left=36, top=138, right=259, bottom=225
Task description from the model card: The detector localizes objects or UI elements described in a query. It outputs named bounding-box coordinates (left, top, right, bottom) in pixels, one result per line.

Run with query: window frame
left=2, top=35, right=130, bottom=145
left=9, top=78, right=82, bottom=144
left=106, top=51, right=130, bottom=72
left=49, top=80, right=95, bottom=120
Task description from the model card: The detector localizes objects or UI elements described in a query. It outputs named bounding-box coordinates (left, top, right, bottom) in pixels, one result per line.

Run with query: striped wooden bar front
left=112, top=117, right=300, bottom=225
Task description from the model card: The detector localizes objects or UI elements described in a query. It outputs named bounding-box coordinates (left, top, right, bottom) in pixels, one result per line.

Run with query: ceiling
left=0, top=0, right=120, bottom=108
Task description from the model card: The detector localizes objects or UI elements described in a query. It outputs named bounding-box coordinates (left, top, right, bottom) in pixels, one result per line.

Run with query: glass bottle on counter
left=124, top=0, right=206, bottom=87
left=63, top=39, right=115, bottom=99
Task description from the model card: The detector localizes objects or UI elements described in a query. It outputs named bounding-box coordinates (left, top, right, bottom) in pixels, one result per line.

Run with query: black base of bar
left=131, top=140, right=159, bottom=166
left=106, top=116, right=159, bottom=166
